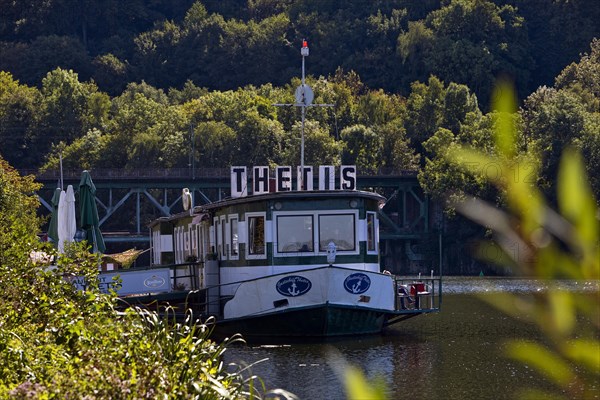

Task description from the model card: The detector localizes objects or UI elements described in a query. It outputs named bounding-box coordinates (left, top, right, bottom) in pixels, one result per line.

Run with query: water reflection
left=223, top=278, right=599, bottom=399
left=441, top=276, right=599, bottom=294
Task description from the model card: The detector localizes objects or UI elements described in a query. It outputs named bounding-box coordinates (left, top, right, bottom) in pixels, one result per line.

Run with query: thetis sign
left=230, top=165, right=357, bottom=198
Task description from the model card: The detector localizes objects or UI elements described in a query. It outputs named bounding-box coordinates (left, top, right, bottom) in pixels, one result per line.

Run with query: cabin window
left=221, top=216, right=227, bottom=259
left=276, top=215, right=314, bottom=253
left=367, top=212, right=376, bottom=252
left=175, top=226, right=184, bottom=264
left=200, top=224, right=210, bottom=261
left=318, top=214, right=356, bottom=251
left=173, top=226, right=178, bottom=263
left=247, top=215, right=265, bottom=256
left=215, top=218, right=221, bottom=259
left=230, top=216, right=239, bottom=258
left=152, top=230, right=160, bottom=265
left=180, top=226, right=186, bottom=263
left=196, top=225, right=203, bottom=260
left=184, top=224, right=190, bottom=257
left=191, top=224, right=198, bottom=258
left=172, top=227, right=178, bottom=263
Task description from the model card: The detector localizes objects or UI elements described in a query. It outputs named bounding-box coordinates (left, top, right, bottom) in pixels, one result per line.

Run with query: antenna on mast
left=274, top=39, right=334, bottom=190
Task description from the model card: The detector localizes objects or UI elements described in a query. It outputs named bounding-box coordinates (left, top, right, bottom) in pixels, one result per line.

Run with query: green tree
left=0, top=36, right=92, bottom=86
left=356, top=89, right=405, bottom=126
left=404, top=76, right=447, bottom=153
left=328, top=69, right=363, bottom=131
left=419, top=112, right=501, bottom=207
left=191, top=121, right=238, bottom=168
left=235, top=109, right=286, bottom=166
left=44, top=128, right=108, bottom=171
left=99, top=83, right=170, bottom=168
left=377, top=120, right=419, bottom=172
left=281, top=120, right=343, bottom=167
left=442, top=82, right=480, bottom=133
left=405, top=76, right=482, bottom=160
left=515, top=0, right=600, bottom=91
left=358, top=8, right=407, bottom=92
left=340, top=124, right=383, bottom=174
left=37, top=68, right=109, bottom=165
left=168, top=80, right=208, bottom=105
left=399, top=0, right=533, bottom=105
left=553, top=39, right=600, bottom=198
left=0, top=72, right=42, bottom=168
left=397, top=20, right=435, bottom=88
left=521, top=86, right=599, bottom=202
left=132, top=20, right=183, bottom=88
left=0, top=158, right=43, bottom=265
left=91, top=53, right=129, bottom=96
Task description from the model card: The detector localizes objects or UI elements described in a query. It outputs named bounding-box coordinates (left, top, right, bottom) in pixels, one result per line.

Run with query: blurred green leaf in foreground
left=447, top=79, right=600, bottom=399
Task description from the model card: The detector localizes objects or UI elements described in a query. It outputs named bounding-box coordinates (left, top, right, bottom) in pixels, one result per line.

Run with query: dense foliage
left=1, top=0, right=598, bottom=98
left=0, top=159, right=290, bottom=398
left=419, top=39, right=600, bottom=207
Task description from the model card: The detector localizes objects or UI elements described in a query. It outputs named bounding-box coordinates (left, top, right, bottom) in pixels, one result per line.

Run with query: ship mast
left=274, top=40, right=334, bottom=190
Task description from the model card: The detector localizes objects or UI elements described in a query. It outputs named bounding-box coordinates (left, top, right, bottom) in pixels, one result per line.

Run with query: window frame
left=245, top=212, right=267, bottom=260
left=366, top=211, right=378, bottom=254
left=275, top=214, right=315, bottom=255
left=214, top=217, right=221, bottom=260
left=317, top=211, right=358, bottom=254
left=229, top=214, right=239, bottom=260
left=175, top=225, right=185, bottom=264
left=220, top=215, right=227, bottom=260
left=273, top=210, right=359, bottom=257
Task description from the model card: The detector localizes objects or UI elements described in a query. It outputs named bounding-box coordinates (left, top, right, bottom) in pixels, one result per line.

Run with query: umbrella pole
left=59, top=153, right=64, bottom=190
left=91, top=228, right=97, bottom=253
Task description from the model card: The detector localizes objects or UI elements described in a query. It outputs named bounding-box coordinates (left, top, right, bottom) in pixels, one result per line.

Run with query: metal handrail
left=393, top=277, right=442, bottom=312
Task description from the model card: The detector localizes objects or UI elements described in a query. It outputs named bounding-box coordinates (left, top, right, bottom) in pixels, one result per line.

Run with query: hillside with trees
left=1, top=0, right=598, bottom=98
left=0, top=0, right=599, bottom=273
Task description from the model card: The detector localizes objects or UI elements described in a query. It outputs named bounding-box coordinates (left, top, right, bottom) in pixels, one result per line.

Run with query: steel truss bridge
left=28, top=168, right=440, bottom=270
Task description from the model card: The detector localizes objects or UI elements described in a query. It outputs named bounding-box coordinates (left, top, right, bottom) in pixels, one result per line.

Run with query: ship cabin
left=149, top=189, right=385, bottom=299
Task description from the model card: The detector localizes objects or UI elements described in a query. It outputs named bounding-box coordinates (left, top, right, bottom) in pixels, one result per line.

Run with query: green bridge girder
left=30, top=169, right=433, bottom=246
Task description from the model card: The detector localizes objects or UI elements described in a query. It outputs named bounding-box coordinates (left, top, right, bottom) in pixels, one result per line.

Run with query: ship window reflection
left=319, top=214, right=355, bottom=251
left=230, top=217, right=238, bottom=256
left=277, top=215, right=314, bottom=253
left=367, top=212, right=376, bottom=252
left=248, top=216, right=265, bottom=255
left=215, top=219, right=221, bottom=258
left=221, top=218, right=226, bottom=259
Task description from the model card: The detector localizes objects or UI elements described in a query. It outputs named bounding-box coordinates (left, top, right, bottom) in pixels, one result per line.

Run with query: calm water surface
left=224, top=277, right=599, bottom=399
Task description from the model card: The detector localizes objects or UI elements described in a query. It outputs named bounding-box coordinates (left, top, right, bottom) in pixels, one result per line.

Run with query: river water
left=224, top=277, right=599, bottom=399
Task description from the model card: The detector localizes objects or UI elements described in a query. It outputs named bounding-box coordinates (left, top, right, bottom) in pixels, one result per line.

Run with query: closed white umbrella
left=65, top=185, right=77, bottom=248
left=57, top=190, right=67, bottom=253
left=58, top=185, right=77, bottom=253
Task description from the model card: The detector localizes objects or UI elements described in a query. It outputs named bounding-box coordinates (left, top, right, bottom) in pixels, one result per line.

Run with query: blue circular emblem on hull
left=276, top=275, right=312, bottom=297
left=344, top=273, right=371, bottom=294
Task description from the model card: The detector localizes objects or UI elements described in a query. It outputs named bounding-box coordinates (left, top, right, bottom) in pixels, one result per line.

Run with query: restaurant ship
left=90, top=41, right=440, bottom=339
left=95, top=164, right=442, bottom=339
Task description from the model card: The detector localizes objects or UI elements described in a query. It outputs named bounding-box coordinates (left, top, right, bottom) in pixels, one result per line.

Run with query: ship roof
left=202, top=190, right=384, bottom=211
left=148, top=190, right=384, bottom=227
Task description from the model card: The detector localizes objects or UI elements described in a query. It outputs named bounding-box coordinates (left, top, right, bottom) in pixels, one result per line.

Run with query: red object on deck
left=410, top=283, right=425, bottom=296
